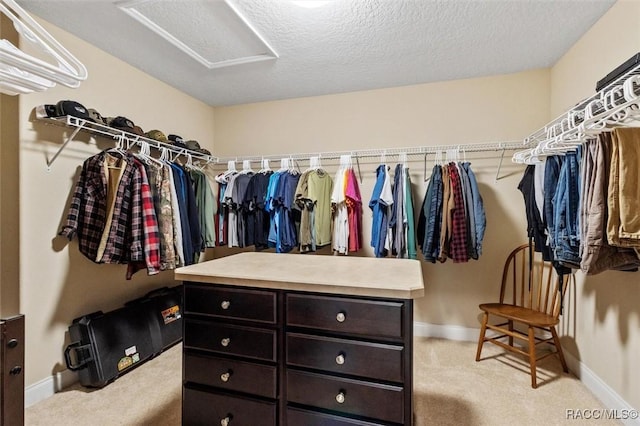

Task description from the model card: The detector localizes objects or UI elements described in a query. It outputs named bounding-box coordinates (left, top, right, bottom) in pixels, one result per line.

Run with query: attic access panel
left=117, top=0, right=278, bottom=69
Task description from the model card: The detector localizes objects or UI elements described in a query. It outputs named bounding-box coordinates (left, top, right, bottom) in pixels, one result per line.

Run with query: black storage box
left=596, top=52, right=640, bottom=92
left=64, top=285, right=183, bottom=388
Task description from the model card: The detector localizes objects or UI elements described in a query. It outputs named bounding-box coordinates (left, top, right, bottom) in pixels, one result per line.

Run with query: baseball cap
left=55, top=100, right=94, bottom=122
left=185, top=140, right=201, bottom=151
left=145, top=129, right=168, bottom=143
left=34, top=104, right=57, bottom=119
left=168, top=134, right=187, bottom=149
left=107, top=116, right=145, bottom=135
left=88, top=108, right=107, bottom=125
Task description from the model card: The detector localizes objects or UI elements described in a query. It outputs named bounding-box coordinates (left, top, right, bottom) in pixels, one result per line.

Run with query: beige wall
left=551, top=0, right=640, bottom=411
left=16, top=18, right=214, bottom=386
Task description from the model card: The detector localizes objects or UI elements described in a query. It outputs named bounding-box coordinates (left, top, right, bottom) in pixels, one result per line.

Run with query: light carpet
left=25, top=337, right=617, bottom=425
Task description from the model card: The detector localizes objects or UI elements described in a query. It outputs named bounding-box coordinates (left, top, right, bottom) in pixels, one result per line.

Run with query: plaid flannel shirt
left=60, top=152, right=145, bottom=266
left=133, top=160, right=161, bottom=276
left=448, top=163, right=469, bottom=263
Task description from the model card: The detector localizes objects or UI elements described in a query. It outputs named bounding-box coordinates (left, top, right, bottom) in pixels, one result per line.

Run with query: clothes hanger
left=0, top=0, right=88, bottom=95
left=241, top=159, right=254, bottom=174
left=258, top=158, right=271, bottom=173
left=224, top=160, right=237, bottom=177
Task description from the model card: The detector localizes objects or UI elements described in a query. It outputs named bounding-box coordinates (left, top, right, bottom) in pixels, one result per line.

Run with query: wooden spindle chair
left=475, top=243, right=572, bottom=388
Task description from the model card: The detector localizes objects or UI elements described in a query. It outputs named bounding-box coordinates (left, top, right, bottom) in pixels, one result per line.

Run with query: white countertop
left=175, top=252, right=425, bottom=300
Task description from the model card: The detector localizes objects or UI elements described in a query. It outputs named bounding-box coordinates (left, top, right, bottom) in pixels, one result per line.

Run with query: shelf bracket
left=46, top=125, right=84, bottom=171
left=495, top=146, right=506, bottom=183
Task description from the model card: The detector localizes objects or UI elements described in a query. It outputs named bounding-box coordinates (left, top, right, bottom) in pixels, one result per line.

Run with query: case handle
left=64, top=341, right=92, bottom=371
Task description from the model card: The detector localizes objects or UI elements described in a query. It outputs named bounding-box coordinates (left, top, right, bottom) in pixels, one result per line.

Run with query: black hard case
left=64, top=285, right=183, bottom=388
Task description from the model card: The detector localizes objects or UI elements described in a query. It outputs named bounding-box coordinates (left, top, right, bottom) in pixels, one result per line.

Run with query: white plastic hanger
left=259, top=158, right=271, bottom=173
left=0, top=0, right=88, bottom=95
left=241, top=159, right=254, bottom=174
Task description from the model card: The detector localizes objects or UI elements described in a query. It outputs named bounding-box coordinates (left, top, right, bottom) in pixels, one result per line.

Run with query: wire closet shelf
left=41, top=115, right=218, bottom=170
left=513, top=61, right=640, bottom=164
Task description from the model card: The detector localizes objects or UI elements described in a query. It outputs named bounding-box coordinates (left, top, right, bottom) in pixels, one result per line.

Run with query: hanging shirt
left=190, top=169, right=216, bottom=249
left=244, top=171, right=273, bottom=250
left=462, top=162, right=485, bottom=258
left=448, top=163, right=468, bottom=263
left=59, top=151, right=145, bottom=269
left=345, top=168, right=362, bottom=253
left=404, top=167, right=416, bottom=260
left=390, top=164, right=406, bottom=258
left=421, top=165, right=443, bottom=263
left=295, top=170, right=313, bottom=252
left=127, top=159, right=161, bottom=278
left=170, top=164, right=194, bottom=265
left=438, top=164, right=452, bottom=262
left=369, top=165, right=387, bottom=257
left=308, top=169, right=333, bottom=247
left=167, top=164, right=185, bottom=267
left=232, top=172, right=254, bottom=248
left=331, top=166, right=349, bottom=254
left=145, top=161, right=176, bottom=271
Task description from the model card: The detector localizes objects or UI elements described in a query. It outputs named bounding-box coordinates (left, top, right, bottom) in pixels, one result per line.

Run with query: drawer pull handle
left=221, top=338, right=231, bottom=347
left=221, top=300, right=231, bottom=310
left=220, top=414, right=232, bottom=426
left=335, top=353, right=345, bottom=365
left=220, top=370, right=232, bottom=382
left=336, top=391, right=346, bottom=404
left=336, top=312, right=346, bottom=323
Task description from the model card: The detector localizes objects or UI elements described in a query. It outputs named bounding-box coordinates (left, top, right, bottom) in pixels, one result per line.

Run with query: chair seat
left=479, top=303, right=558, bottom=328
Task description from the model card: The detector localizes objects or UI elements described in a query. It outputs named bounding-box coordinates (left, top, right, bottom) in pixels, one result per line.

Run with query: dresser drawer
left=286, top=294, right=404, bottom=339
left=184, top=319, right=277, bottom=362
left=183, top=387, right=276, bottom=426
left=185, top=284, right=277, bottom=324
left=184, top=352, right=277, bottom=399
left=287, top=370, right=404, bottom=424
left=287, top=407, right=386, bottom=425
left=286, top=333, right=403, bottom=383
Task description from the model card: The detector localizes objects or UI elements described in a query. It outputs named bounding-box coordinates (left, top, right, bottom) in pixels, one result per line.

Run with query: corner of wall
left=0, top=14, right=21, bottom=318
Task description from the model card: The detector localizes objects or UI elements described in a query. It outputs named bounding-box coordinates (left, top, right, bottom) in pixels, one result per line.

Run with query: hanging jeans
left=553, top=149, right=581, bottom=268
left=544, top=155, right=562, bottom=251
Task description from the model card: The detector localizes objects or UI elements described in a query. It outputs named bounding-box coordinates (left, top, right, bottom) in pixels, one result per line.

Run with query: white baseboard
left=25, top=368, right=77, bottom=408
left=414, top=320, right=479, bottom=341
left=413, top=321, right=639, bottom=425
left=563, top=350, right=640, bottom=426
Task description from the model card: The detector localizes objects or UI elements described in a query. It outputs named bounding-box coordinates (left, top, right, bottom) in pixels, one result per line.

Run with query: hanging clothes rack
left=40, top=115, right=218, bottom=170
left=513, top=61, right=640, bottom=164
left=215, top=140, right=523, bottom=164
left=216, top=140, right=522, bottom=182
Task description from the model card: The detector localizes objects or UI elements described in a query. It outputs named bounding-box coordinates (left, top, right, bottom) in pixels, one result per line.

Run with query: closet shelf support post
left=495, top=147, right=506, bottom=183
left=46, top=125, right=83, bottom=171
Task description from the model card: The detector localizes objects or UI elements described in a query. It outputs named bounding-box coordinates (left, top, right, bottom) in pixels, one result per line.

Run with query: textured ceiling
left=17, top=0, right=616, bottom=107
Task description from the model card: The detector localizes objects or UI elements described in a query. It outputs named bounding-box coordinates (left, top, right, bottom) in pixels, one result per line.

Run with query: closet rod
left=42, top=115, right=218, bottom=170
left=215, top=140, right=524, bottom=164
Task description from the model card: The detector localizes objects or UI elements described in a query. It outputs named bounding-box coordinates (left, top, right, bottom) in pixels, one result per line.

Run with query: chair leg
left=508, top=320, right=514, bottom=347
left=528, top=326, right=537, bottom=388
left=475, top=312, right=489, bottom=362
left=550, top=326, right=569, bottom=373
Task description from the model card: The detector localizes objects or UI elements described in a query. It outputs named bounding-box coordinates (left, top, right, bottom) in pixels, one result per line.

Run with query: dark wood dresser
left=175, top=253, right=424, bottom=426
